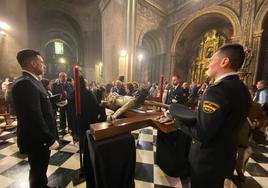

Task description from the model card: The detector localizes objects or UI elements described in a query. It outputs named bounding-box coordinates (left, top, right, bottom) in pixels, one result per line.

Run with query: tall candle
left=73, top=65, right=81, bottom=114
left=160, top=75, right=164, bottom=103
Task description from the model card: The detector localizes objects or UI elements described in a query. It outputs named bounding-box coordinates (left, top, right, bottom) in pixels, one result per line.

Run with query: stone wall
left=0, top=0, right=28, bottom=79
left=26, top=0, right=102, bottom=81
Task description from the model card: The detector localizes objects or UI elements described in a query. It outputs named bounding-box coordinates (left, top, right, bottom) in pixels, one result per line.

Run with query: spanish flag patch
left=202, top=101, right=219, bottom=113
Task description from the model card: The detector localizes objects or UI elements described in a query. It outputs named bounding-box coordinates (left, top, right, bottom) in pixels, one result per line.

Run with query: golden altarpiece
left=191, top=30, right=227, bottom=84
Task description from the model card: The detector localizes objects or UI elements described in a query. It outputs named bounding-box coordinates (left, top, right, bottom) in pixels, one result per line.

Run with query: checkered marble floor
left=0, top=127, right=268, bottom=188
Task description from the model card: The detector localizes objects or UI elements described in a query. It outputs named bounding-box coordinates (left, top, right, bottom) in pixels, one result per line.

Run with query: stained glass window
left=55, top=41, right=64, bottom=54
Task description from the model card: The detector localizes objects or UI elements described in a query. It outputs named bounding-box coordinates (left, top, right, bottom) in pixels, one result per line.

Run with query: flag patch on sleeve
left=202, top=101, right=219, bottom=113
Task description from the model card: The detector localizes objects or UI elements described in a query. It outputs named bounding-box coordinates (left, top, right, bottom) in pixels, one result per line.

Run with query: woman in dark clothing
left=93, top=86, right=106, bottom=104
left=73, top=77, right=106, bottom=188
left=72, top=76, right=106, bottom=143
left=125, top=82, right=135, bottom=96
left=5, top=82, right=15, bottom=115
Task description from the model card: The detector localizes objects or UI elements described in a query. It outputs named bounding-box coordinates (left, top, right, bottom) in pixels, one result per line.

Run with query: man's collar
left=58, top=80, right=66, bottom=84
left=22, top=70, right=40, bottom=81
left=173, top=84, right=179, bottom=89
left=214, top=72, right=238, bottom=83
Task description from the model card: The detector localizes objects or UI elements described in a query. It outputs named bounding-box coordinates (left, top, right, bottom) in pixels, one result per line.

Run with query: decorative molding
left=168, top=0, right=197, bottom=15
left=241, top=0, right=253, bottom=46
left=171, top=5, right=241, bottom=55
left=253, top=30, right=263, bottom=37
left=99, top=0, right=111, bottom=12
left=221, top=0, right=241, bottom=17
left=254, top=0, right=268, bottom=32
left=143, top=0, right=167, bottom=15
left=137, top=4, right=162, bottom=25
left=138, top=0, right=167, bottom=17
left=168, top=0, right=226, bottom=25
left=255, top=0, right=265, bottom=16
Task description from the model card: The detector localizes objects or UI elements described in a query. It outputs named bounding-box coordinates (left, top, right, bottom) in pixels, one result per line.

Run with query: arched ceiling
left=143, top=0, right=190, bottom=12
left=177, top=13, right=233, bottom=49
left=142, top=31, right=164, bottom=56
left=174, top=13, right=234, bottom=81
left=52, top=0, right=95, bottom=5
left=38, top=10, right=81, bottom=36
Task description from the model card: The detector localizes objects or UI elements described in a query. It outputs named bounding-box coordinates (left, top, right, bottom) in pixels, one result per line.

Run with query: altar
left=83, top=110, right=189, bottom=188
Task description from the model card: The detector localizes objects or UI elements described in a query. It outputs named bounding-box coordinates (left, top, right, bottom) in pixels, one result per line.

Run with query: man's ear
left=220, top=57, right=230, bottom=68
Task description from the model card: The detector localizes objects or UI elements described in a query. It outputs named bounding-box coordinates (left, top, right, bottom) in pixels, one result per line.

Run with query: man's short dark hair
left=16, top=49, right=40, bottom=67
left=217, top=43, right=245, bottom=71
left=118, top=75, right=124, bottom=82
left=41, top=78, right=50, bottom=88
left=172, top=75, right=181, bottom=80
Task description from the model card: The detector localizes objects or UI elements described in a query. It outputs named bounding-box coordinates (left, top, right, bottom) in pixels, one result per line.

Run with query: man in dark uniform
left=156, top=74, right=191, bottom=177
left=167, top=75, right=187, bottom=104
left=170, top=43, right=251, bottom=188
left=12, top=49, right=59, bottom=188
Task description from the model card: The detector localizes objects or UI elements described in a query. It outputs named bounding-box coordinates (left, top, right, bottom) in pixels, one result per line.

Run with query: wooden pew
left=0, top=113, right=17, bottom=131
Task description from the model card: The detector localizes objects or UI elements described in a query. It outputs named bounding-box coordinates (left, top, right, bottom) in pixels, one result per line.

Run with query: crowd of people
left=0, top=44, right=268, bottom=188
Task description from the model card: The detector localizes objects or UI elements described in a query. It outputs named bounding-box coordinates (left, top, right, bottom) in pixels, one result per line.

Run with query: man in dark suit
left=52, top=72, right=73, bottom=133
left=12, top=49, right=59, bottom=188
left=171, top=44, right=252, bottom=187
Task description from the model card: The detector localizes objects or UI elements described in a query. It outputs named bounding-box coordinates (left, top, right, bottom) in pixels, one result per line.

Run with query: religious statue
left=102, top=89, right=170, bottom=121
left=191, top=29, right=227, bottom=84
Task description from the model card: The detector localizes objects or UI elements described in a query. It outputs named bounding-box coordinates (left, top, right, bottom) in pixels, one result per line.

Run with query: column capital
left=253, top=30, right=263, bottom=38
left=231, top=35, right=241, bottom=43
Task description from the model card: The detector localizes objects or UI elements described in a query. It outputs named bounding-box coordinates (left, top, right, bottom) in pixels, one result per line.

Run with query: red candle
left=159, top=75, right=164, bottom=103
left=73, top=65, right=81, bottom=114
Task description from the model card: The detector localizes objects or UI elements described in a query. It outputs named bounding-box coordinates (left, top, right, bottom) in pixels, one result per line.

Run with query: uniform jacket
left=52, top=80, right=73, bottom=100
left=167, top=85, right=187, bottom=104
left=12, top=72, right=58, bottom=154
left=181, top=75, right=251, bottom=178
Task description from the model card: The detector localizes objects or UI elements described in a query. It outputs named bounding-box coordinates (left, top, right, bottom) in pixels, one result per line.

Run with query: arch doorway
left=137, top=31, right=165, bottom=83
left=173, top=12, right=236, bottom=83
left=44, top=38, right=77, bottom=78
left=29, top=10, right=82, bottom=79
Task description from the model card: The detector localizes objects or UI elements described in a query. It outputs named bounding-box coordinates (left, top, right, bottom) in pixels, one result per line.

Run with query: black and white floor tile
left=0, top=127, right=268, bottom=188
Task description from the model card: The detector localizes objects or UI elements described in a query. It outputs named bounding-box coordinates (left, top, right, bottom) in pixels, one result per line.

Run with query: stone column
left=251, top=31, right=263, bottom=84
left=82, top=11, right=102, bottom=82
left=126, top=0, right=137, bottom=82
left=100, top=0, right=125, bottom=82
left=170, top=54, right=176, bottom=79
left=82, top=30, right=96, bottom=81
left=239, top=0, right=256, bottom=85
left=240, top=0, right=255, bottom=47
